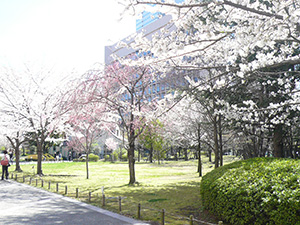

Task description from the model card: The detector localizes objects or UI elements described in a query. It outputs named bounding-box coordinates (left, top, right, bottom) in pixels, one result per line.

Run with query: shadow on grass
left=45, top=174, right=80, bottom=177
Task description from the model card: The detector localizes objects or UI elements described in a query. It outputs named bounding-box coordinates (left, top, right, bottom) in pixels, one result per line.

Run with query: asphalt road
left=0, top=179, right=149, bottom=225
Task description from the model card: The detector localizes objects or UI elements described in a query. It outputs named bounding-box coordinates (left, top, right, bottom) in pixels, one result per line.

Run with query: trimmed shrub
left=88, top=153, right=99, bottom=162
left=200, top=157, right=300, bottom=225
left=104, top=155, right=110, bottom=162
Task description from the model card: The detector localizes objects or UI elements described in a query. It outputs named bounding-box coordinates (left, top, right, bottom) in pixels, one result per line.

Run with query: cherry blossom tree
left=160, top=94, right=212, bottom=174
left=0, top=64, right=68, bottom=175
left=77, top=62, right=157, bottom=184
left=66, top=102, right=106, bottom=179
left=0, top=114, right=28, bottom=172
left=120, top=0, right=300, bottom=158
left=105, top=137, right=118, bottom=152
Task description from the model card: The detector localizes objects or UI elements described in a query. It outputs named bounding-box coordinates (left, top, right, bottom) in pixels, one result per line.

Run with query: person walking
left=1, top=150, right=10, bottom=180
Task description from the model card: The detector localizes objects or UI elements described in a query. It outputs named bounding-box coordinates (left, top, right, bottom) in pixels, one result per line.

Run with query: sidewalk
left=0, top=179, right=149, bottom=225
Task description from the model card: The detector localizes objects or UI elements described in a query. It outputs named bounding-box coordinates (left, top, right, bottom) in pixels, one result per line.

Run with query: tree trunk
left=128, top=140, right=136, bottom=184
left=86, top=153, right=89, bottom=179
left=149, top=143, right=153, bottom=163
left=213, top=115, right=219, bottom=168
left=128, top=119, right=136, bottom=184
left=138, top=147, right=141, bottom=162
left=218, top=116, right=223, bottom=166
left=14, top=143, right=22, bottom=172
left=197, top=124, right=202, bottom=177
left=184, top=148, right=188, bottom=161
left=273, top=124, right=284, bottom=158
left=208, top=149, right=212, bottom=162
left=6, top=136, right=22, bottom=172
left=36, top=139, right=43, bottom=175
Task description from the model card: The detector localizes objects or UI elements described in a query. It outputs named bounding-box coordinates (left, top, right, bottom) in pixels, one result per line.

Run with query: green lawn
left=10, top=156, right=237, bottom=224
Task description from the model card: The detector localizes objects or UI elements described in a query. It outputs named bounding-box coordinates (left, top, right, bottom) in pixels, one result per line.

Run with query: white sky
left=0, top=0, right=136, bottom=75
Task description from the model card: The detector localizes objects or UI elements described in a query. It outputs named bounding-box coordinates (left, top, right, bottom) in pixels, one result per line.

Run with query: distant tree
left=161, top=95, right=210, bottom=175
left=66, top=102, right=106, bottom=179
left=138, top=119, right=165, bottom=164
left=0, top=114, right=28, bottom=172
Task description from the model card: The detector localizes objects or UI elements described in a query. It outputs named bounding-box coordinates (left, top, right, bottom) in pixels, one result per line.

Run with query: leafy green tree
left=139, top=119, right=165, bottom=164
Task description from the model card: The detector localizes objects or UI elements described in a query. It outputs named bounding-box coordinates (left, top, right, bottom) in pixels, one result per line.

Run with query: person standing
left=1, top=150, right=10, bottom=180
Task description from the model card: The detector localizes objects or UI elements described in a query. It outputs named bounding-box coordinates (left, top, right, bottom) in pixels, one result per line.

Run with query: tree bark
left=273, top=124, right=284, bottom=158
left=128, top=141, right=136, bottom=184
left=208, top=149, right=212, bottom=162
left=6, top=135, right=23, bottom=172
left=128, top=122, right=136, bottom=184
left=197, top=124, right=202, bottom=176
left=175, top=149, right=178, bottom=161
left=14, top=145, right=22, bottom=172
left=213, top=115, right=219, bottom=168
left=36, top=138, right=43, bottom=175
left=218, top=116, right=223, bottom=166
left=14, top=141, right=22, bottom=172
left=184, top=148, right=188, bottom=161
left=149, top=143, right=153, bottom=163
left=86, top=153, right=89, bottom=179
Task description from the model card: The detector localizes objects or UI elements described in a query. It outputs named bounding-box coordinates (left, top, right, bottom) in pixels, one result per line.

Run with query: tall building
left=104, top=3, right=198, bottom=101
left=136, top=0, right=184, bottom=31
left=105, top=14, right=174, bottom=65
left=136, top=11, right=164, bottom=31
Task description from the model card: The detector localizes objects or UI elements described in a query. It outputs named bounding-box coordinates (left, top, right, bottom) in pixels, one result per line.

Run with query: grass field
left=10, top=156, right=237, bottom=224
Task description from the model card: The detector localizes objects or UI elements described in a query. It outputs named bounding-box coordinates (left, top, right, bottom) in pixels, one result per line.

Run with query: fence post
left=36, top=179, right=38, bottom=186
left=23, top=176, right=25, bottom=183
left=65, top=185, right=68, bottom=195
left=88, top=192, right=91, bottom=202
left=118, top=196, right=122, bottom=212
left=41, top=180, right=44, bottom=188
left=15, top=174, right=18, bottom=181
left=76, top=188, right=79, bottom=198
left=56, top=183, right=59, bottom=193
left=102, top=194, right=105, bottom=206
left=190, top=215, right=194, bottom=225
left=11, top=173, right=14, bottom=179
left=29, top=177, right=32, bottom=185
left=161, top=209, right=165, bottom=225
left=48, top=181, right=51, bottom=189
left=137, top=203, right=141, bottom=219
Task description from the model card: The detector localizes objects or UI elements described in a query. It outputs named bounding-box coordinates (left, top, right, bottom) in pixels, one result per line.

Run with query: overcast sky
left=0, top=0, right=136, bottom=75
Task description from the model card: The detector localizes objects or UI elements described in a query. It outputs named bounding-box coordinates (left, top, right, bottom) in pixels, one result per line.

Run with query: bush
left=200, top=157, right=300, bottom=225
left=111, top=151, right=120, bottom=161
left=104, top=155, right=110, bottom=162
left=121, top=153, right=127, bottom=161
left=88, top=153, right=99, bottom=162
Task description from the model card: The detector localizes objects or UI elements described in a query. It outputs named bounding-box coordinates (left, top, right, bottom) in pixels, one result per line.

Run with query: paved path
left=0, top=179, right=149, bottom=225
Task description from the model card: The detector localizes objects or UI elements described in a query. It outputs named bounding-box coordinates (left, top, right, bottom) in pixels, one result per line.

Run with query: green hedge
left=200, top=158, right=300, bottom=225
left=73, top=153, right=99, bottom=162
